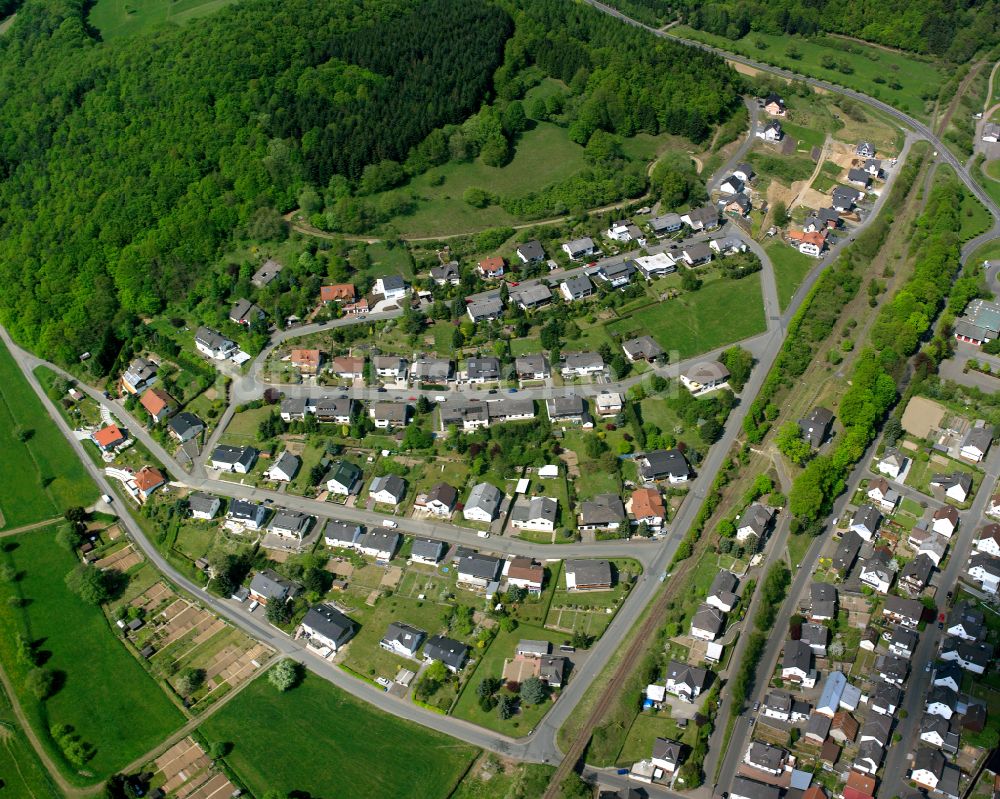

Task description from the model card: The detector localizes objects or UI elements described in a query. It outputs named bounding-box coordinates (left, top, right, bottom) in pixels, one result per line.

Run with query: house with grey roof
left=560, top=351, right=604, bottom=377
left=456, top=552, right=502, bottom=588
left=369, top=401, right=411, bottom=428
left=597, top=260, right=636, bottom=288
left=561, top=237, right=598, bottom=260
left=430, top=261, right=460, bottom=286
left=322, top=519, right=362, bottom=549
left=466, top=357, right=501, bottom=384
left=410, top=358, right=454, bottom=384
left=380, top=622, right=425, bottom=657
left=410, top=537, right=448, bottom=565
left=546, top=395, right=588, bottom=424
left=225, top=499, right=268, bottom=531
left=730, top=777, right=780, bottom=799
left=743, top=741, right=788, bottom=775
left=707, top=571, right=739, bottom=612
left=326, top=461, right=363, bottom=495
left=168, top=412, right=204, bottom=443
left=229, top=297, right=264, bottom=326
left=423, top=635, right=468, bottom=672
left=300, top=604, right=355, bottom=654
left=374, top=356, right=408, bottom=381
left=314, top=397, right=353, bottom=423
left=648, top=212, right=683, bottom=236
left=188, top=492, right=221, bottom=520
left=809, top=582, right=837, bottom=621
left=565, top=559, right=613, bottom=591
left=268, top=509, right=312, bottom=540
left=577, top=494, right=626, bottom=532
left=439, top=400, right=490, bottom=431
left=211, top=444, right=258, bottom=474
left=423, top=483, right=458, bottom=517
left=560, top=274, right=593, bottom=301
left=621, top=336, right=664, bottom=362
left=664, top=660, right=709, bottom=702
left=961, top=424, right=992, bottom=462
left=508, top=281, right=553, bottom=310
left=280, top=396, right=308, bottom=421
left=850, top=504, right=882, bottom=541
left=690, top=603, right=725, bottom=641
left=516, top=239, right=546, bottom=264
left=265, top=451, right=301, bottom=482
left=510, top=496, right=558, bottom=532
left=248, top=569, right=301, bottom=605
left=799, top=406, right=834, bottom=448
left=681, top=205, right=720, bottom=231
left=464, top=482, right=503, bottom=523
left=515, top=354, right=550, bottom=381
left=369, top=474, right=406, bottom=506
left=251, top=259, right=283, bottom=287
left=736, top=503, right=773, bottom=543
left=636, top=449, right=689, bottom=483
left=930, top=471, right=973, bottom=503
left=195, top=327, right=237, bottom=360
left=121, top=356, right=158, bottom=394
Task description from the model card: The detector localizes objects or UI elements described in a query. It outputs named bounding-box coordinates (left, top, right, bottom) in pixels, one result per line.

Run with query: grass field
left=0, top=341, right=97, bottom=530
left=959, top=191, right=993, bottom=241
left=0, top=526, right=182, bottom=781
left=88, top=0, right=237, bottom=40
left=0, top=685, right=61, bottom=799
left=616, top=712, right=686, bottom=766
left=607, top=273, right=766, bottom=357
left=451, top=758, right=554, bottom=799
left=672, top=26, right=944, bottom=121
left=986, top=159, right=1000, bottom=181
left=201, top=672, right=477, bottom=798
left=766, top=240, right=816, bottom=310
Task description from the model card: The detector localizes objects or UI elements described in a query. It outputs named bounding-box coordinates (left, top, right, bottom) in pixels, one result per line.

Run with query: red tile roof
left=134, top=465, right=165, bottom=493
left=320, top=284, right=355, bottom=302
left=140, top=387, right=174, bottom=417
left=478, top=256, right=505, bottom=275
left=93, top=424, right=126, bottom=449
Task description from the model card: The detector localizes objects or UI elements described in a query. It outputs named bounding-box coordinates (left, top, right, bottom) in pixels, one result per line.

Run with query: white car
left=382, top=519, right=398, bottom=529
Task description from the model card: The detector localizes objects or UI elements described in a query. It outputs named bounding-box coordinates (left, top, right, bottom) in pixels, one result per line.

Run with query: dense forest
left=0, top=0, right=741, bottom=368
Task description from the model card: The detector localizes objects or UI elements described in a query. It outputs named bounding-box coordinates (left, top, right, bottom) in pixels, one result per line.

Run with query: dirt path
left=789, top=134, right=831, bottom=210
left=0, top=517, right=63, bottom=539
left=985, top=61, right=1000, bottom=114
left=936, top=60, right=985, bottom=137
left=0, top=662, right=101, bottom=799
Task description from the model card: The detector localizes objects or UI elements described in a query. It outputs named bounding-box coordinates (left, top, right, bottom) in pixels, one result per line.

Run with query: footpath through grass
left=0, top=340, right=96, bottom=529
left=766, top=240, right=815, bottom=311
left=201, top=671, right=478, bottom=798
left=0, top=526, right=183, bottom=782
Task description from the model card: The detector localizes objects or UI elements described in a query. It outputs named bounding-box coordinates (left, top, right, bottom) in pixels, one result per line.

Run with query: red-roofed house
left=343, top=298, right=369, bottom=315
left=140, top=387, right=175, bottom=424
left=477, top=257, right=505, bottom=279
left=92, top=424, right=127, bottom=452
left=320, top=284, right=356, bottom=303
left=134, top=466, right=166, bottom=500
left=788, top=230, right=827, bottom=257
left=291, top=349, right=322, bottom=375
left=332, top=355, right=365, bottom=380
left=843, top=770, right=876, bottom=799
left=629, top=487, right=667, bottom=528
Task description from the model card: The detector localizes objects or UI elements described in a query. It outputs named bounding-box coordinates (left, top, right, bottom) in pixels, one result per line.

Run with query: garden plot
left=153, top=737, right=237, bottom=799
left=94, top=542, right=143, bottom=571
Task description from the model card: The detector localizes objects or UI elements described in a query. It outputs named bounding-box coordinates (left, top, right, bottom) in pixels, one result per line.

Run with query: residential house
left=369, top=401, right=411, bottom=429
left=508, top=281, right=553, bottom=311
left=789, top=229, right=827, bottom=257
left=734, top=163, right=756, bottom=183
left=833, top=530, right=863, bottom=575
left=516, top=240, right=545, bottom=264
left=809, top=582, right=838, bottom=621
left=707, top=571, right=739, bottom=612
left=194, top=327, right=236, bottom=360
left=121, top=356, right=158, bottom=394
left=851, top=505, right=883, bottom=542
left=910, top=749, right=945, bottom=791
left=456, top=552, right=502, bottom=589
left=709, top=236, right=748, bottom=255
left=597, top=260, right=636, bottom=288
left=816, top=671, right=847, bottom=716
left=280, top=397, right=307, bottom=421
left=509, top=496, right=558, bottom=532
left=423, top=635, right=468, bottom=672
left=299, top=604, right=355, bottom=654
left=756, top=120, right=784, bottom=141
left=489, top=398, right=535, bottom=425
left=188, top=493, right=221, bottom=520
left=680, top=242, right=713, bottom=266
left=134, top=466, right=166, bottom=500
left=321, top=520, right=362, bottom=550
left=782, top=640, right=816, bottom=687
left=690, top=604, right=725, bottom=641
left=560, top=351, right=604, bottom=378
left=919, top=715, right=960, bottom=754
left=930, top=471, right=973, bottom=503
left=991, top=495, right=1000, bottom=519
left=866, top=478, right=900, bottom=512
left=832, top=186, right=860, bottom=212
left=229, top=298, right=264, bottom=326
left=380, top=622, right=425, bottom=657
left=731, top=778, right=780, bottom=799
left=799, top=407, right=834, bottom=448
left=248, top=569, right=301, bottom=605
left=876, top=653, right=908, bottom=685
left=853, top=740, right=884, bottom=775
left=225, top=499, right=268, bottom=531
left=268, top=510, right=312, bottom=540
left=648, top=213, right=683, bottom=236
left=290, top=348, right=322, bottom=375
left=578, top=494, right=626, bottom=533
left=210, top=445, right=258, bottom=474
left=763, top=93, right=786, bottom=116
left=477, top=256, right=505, bottom=280
left=736, top=503, right=774, bottom=543
left=977, top=523, right=1000, bottom=556
left=369, top=474, right=406, bottom=506
left=664, top=660, right=709, bottom=702
left=805, top=711, right=832, bottom=743
left=374, top=275, right=408, bottom=301
left=343, top=297, right=369, bottom=315
left=314, top=397, right=353, bottom=424
left=331, top=355, right=364, bottom=380
left=946, top=602, right=985, bottom=641
left=723, top=193, right=752, bottom=216
left=961, top=424, right=992, bottom=462
left=355, top=529, right=404, bottom=561
left=651, top=739, right=682, bottom=775
left=877, top=449, right=906, bottom=479
left=870, top=681, right=902, bottom=716
left=634, top=252, right=677, bottom=278
left=326, top=461, right=363, bottom=496
left=565, top=559, right=613, bottom=591
left=636, top=449, right=689, bottom=483
left=882, top=595, right=923, bottom=628
left=621, top=336, right=664, bottom=363
left=439, top=400, right=489, bottom=431
left=410, top=358, right=454, bottom=385
left=818, top=207, right=842, bottom=228
left=899, top=554, right=934, bottom=594
left=933, top=505, right=959, bottom=538
left=465, top=357, right=501, bottom=384
left=801, top=622, right=829, bottom=656
left=320, top=283, right=356, bottom=303
left=830, top=712, right=860, bottom=744
left=744, top=742, right=788, bottom=775
left=860, top=550, right=894, bottom=593
left=969, top=553, right=1000, bottom=593
left=410, top=538, right=447, bottom=565
left=888, top=627, right=918, bottom=659
left=561, top=237, right=598, bottom=260
left=265, top=451, right=301, bottom=482
left=504, top=557, right=545, bottom=596
left=606, top=220, right=638, bottom=242
left=561, top=274, right=594, bottom=301
left=546, top=396, right=588, bottom=424
left=926, top=686, right=958, bottom=719
left=940, top=637, right=993, bottom=673
left=984, top=123, right=1000, bottom=143
left=847, top=168, right=871, bottom=188
left=92, top=424, right=127, bottom=452
left=860, top=715, right=892, bottom=749
left=855, top=142, right=876, bottom=158
left=463, top=482, right=503, bottom=523
left=429, top=262, right=460, bottom=286
left=680, top=361, right=730, bottom=395
left=595, top=392, right=624, bottom=416
left=167, top=412, right=204, bottom=443
left=681, top=205, right=720, bottom=231
left=418, top=483, right=457, bottom=518
left=515, top=355, right=550, bottom=381
left=374, top=357, right=408, bottom=381
left=719, top=175, right=745, bottom=195
left=251, top=259, right=282, bottom=287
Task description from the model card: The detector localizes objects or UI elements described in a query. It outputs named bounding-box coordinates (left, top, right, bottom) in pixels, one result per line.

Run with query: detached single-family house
left=465, top=357, right=501, bottom=384
left=870, top=681, right=902, bottom=716
left=850, top=505, right=882, bottom=542
left=134, top=466, right=166, bottom=500
left=621, top=336, right=664, bottom=363
left=756, top=120, right=784, bottom=141
left=856, top=141, right=876, bottom=158
left=977, top=523, right=1000, bottom=556
left=422, top=482, right=458, bottom=517
left=464, top=482, right=503, bottom=523
left=230, top=297, right=264, bottom=326
left=369, top=401, right=411, bottom=429
left=597, top=260, right=636, bottom=287
left=736, top=503, right=774, bottom=543
left=763, top=93, right=786, bottom=116
left=509, top=496, right=558, bottom=531
left=635, top=252, right=677, bottom=278
left=504, top=557, right=545, bottom=595
left=681, top=361, right=730, bottom=395
left=565, top=559, right=613, bottom=591
left=782, top=640, right=816, bottom=688
left=92, top=424, right=127, bottom=452
left=225, top=499, right=268, bottom=531
left=357, top=530, right=403, bottom=561
left=648, top=213, right=683, bottom=237
left=369, top=474, right=406, bottom=506
left=930, top=471, right=972, bottom=503
left=248, top=569, right=301, bottom=606
left=665, top=660, right=709, bottom=702
left=477, top=256, right=505, bottom=279
left=515, top=355, right=550, bottom=381
left=423, top=635, right=468, bottom=672
left=265, top=451, right=301, bottom=482
left=326, top=461, right=363, bottom=496
left=299, top=604, right=355, bottom=654
left=731, top=778, right=780, bottom=799
left=816, top=670, right=846, bottom=717
left=946, top=601, right=986, bottom=641
left=920, top=715, right=960, bottom=754
left=188, top=492, right=221, bottom=520
left=744, top=742, right=788, bottom=775
left=801, top=622, right=829, bottom=656
left=734, top=163, right=755, bottom=183
left=211, top=445, right=258, bottom=474
left=926, top=685, right=958, bottom=719
left=516, top=240, right=546, bottom=264
left=595, top=392, right=623, bottom=416
left=578, top=494, right=626, bottom=532
left=859, top=550, right=894, bottom=593
left=651, top=738, right=682, bottom=775
left=680, top=243, right=713, bottom=267
left=194, top=327, right=236, bottom=360
left=456, top=552, right=502, bottom=589
left=681, top=205, right=720, bottom=232
left=789, top=230, right=827, bottom=258
left=833, top=530, right=863, bottom=575
left=847, top=168, right=871, bottom=188
left=866, top=478, right=900, bottom=512
left=320, top=283, right=356, bottom=302
left=636, top=449, right=689, bottom=483
left=322, top=520, right=362, bottom=550
left=707, top=571, right=739, bottom=612
left=719, top=175, right=745, bottom=195
left=560, top=351, right=604, bottom=378
left=331, top=355, right=365, bottom=380
left=290, top=348, right=322, bottom=375
left=882, top=595, right=923, bottom=628
left=809, top=582, right=837, bottom=621
left=910, top=748, right=945, bottom=791
left=932, top=505, right=959, bottom=538
left=629, top=487, right=666, bottom=528
left=121, top=356, right=158, bottom=394
left=560, top=274, right=593, bottom=301
left=961, top=424, right=992, bottom=462
left=374, top=275, right=408, bottom=301
left=561, top=237, right=598, bottom=260
left=899, top=553, right=934, bottom=593
left=314, top=397, right=353, bottom=424
left=374, top=357, right=408, bottom=381
left=251, top=259, right=282, bottom=287
left=410, top=537, right=447, bottom=565
left=877, top=449, right=906, bottom=479
left=546, top=396, right=588, bottom=424
left=940, top=637, right=993, bottom=673
left=832, top=186, right=860, bottom=212
left=140, top=387, right=175, bottom=423
left=268, top=509, right=312, bottom=540
left=690, top=604, right=725, bottom=641
left=888, top=627, right=918, bottom=659
left=167, top=412, right=204, bottom=443
left=380, top=622, right=425, bottom=657
left=799, top=406, right=834, bottom=448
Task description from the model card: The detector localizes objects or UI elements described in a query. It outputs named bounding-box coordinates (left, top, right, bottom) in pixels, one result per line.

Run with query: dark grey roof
left=746, top=741, right=786, bottom=771
left=268, top=509, right=311, bottom=533
left=357, top=529, right=401, bottom=556
left=818, top=207, right=841, bottom=223
left=565, top=559, right=612, bottom=586
left=465, top=482, right=503, bottom=516
left=423, top=635, right=468, bottom=669
left=411, top=537, right=447, bottom=562
left=562, top=351, right=604, bottom=371
left=211, top=444, right=258, bottom=470
left=466, top=357, right=501, bottom=381
left=649, top=212, right=682, bottom=232
left=381, top=622, right=424, bottom=653
left=168, top=412, right=204, bottom=438
left=314, top=397, right=353, bottom=419
left=833, top=530, right=863, bottom=572
left=913, top=747, right=945, bottom=778
left=947, top=601, right=985, bottom=637
left=692, top=604, right=725, bottom=636
left=638, top=449, right=688, bottom=480
left=682, top=242, right=713, bottom=262
left=457, top=552, right=502, bottom=580
left=515, top=354, right=549, bottom=376
left=547, top=395, right=586, bottom=418
left=322, top=519, right=362, bottom=545
left=721, top=174, right=745, bottom=192
left=652, top=738, right=681, bottom=764
left=622, top=336, right=664, bottom=360
left=187, top=492, right=219, bottom=515
left=806, top=711, right=831, bottom=740
left=883, top=595, right=924, bottom=623
left=764, top=690, right=792, bottom=713
left=810, top=582, right=837, bottom=614
left=783, top=639, right=812, bottom=672
left=965, top=425, right=996, bottom=453
left=798, top=406, right=834, bottom=447
left=900, top=554, right=934, bottom=588
left=852, top=504, right=882, bottom=533
left=731, top=777, right=780, bottom=799
left=848, top=168, right=871, bottom=184
left=302, top=604, right=354, bottom=643
left=739, top=503, right=773, bottom=536
left=426, top=482, right=458, bottom=509
left=430, top=262, right=459, bottom=282
left=281, top=396, right=307, bottom=416
left=578, top=494, right=626, bottom=526
left=517, top=240, right=545, bottom=261
left=370, top=474, right=406, bottom=500
left=379, top=274, right=406, bottom=291
left=270, top=451, right=301, bottom=479
left=510, top=496, right=558, bottom=526
left=562, top=274, right=593, bottom=297
left=371, top=401, right=411, bottom=423
left=249, top=569, right=300, bottom=602
left=665, top=660, right=709, bottom=692
left=709, top=571, right=739, bottom=601
left=930, top=471, right=973, bottom=493
left=228, top=498, right=265, bottom=521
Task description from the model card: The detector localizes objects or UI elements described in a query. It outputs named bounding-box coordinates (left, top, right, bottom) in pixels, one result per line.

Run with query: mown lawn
left=766, top=239, right=816, bottom=311
left=616, top=712, right=686, bottom=766
left=607, top=273, right=765, bottom=357
left=672, top=26, right=944, bottom=121
left=0, top=526, right=183, bottom=781
left=88, top=0, right=237, bottom=39
left=0, top=341, right=97, bottom=529
left=201, top=671, right=478, bottom=798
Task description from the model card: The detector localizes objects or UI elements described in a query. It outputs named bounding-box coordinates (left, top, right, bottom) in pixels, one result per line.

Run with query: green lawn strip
left=638, top=396, right=705, bottom=449
left=452, top=623, right=568, bottom=735
left=765, top=240, right=815, bottom=312
left=545, top=559, right=641, bottom=638
left=88, top=0, right=238, bottom=40
left=904, top=455, right=982, bottom=506
left=559, top=429, right=622, bottom=499
left=0, top=526, right=183, bottom=781
left=615, top=712, right=686, bottom=766
left=779, top=121, right=825, bottom=151
left=606, top=273, right=765, bottom=358
left=450, top=760, right=555, bottom=799
left=201, top=671, right=477, bottom=798
left=672, top=26, right=944, bottom=121
left=0, top=341, right=97, bottom=528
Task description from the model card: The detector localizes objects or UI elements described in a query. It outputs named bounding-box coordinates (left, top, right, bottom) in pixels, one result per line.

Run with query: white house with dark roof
left=188, top=493, right=221, bottom=520
left=456, top=552, right=502, bottom=588
left=560, top=274, right=593, bottom=301
left=690, top=604, right=725, bottom=641
left=680, top=361, right=730, bottom=395
left=707, top=571, right=739, bottom=612
left=369, top=474, right=406, bottom=506
left=299, top=604, right=355, bottom=655
left=664, top=660, right=709, bottom=702
left=380, top=622, right=425, bottom=657
left=561, top=237, right=598, bottom=260
left=410, top=538, right=447, bottom=565
left=268, top=509, right=312, bottom=540
left=636, top=449, right=689, bottom=483
left=961, top=424, right=992, bottom=462
left=211, top=445, right=258, bottom=474
left=560, top=351, right=604, bottom=378
left=463, top=482, right=503, bottom=523
left=423, top=635, right=468, bottom=672
left=736, top=503, right=773, bottom=543
left=510, top=496, right=558, bottom=532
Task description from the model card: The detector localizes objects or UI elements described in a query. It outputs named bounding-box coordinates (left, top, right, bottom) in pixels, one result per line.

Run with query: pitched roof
left=140, top=387, right=174, bottom=416
left=93, top=424, right=126, bottom=448
left=423, top=635, right=468, bottom=669
left=134, top=465, right=165, bottom=493
left=631, top=487, right=666, bottom=520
